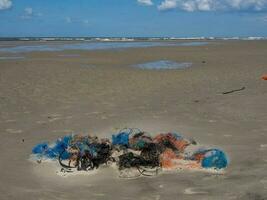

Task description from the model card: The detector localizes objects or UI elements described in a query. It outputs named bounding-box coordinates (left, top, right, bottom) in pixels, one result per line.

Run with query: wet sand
left=0, top=40, right=267, bottom=200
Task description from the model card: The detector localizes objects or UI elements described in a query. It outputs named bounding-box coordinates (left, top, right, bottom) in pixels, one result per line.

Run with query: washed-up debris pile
left=31, top=128, right=228, bottom=178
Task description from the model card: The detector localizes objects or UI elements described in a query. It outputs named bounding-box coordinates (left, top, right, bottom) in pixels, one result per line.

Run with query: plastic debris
left=153, top=132, right=190, bottom=153
left=160, top=148, right=201, bottom=170
left=32, top=135, right=73, bottom=159
left=222, top=87, right=245, bottom=95
left=192, top=149, right=228, bottom=169
left=112, top=131, right=130, bottom=147
left=262, top=74, right=267, bottom=80
left=31, top=128, right=229, bottom=178
left=32, top=142, right=49, bottom=154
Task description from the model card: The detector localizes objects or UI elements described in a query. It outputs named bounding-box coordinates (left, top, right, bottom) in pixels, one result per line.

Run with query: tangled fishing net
left=31, top=128, right=228, bottom=178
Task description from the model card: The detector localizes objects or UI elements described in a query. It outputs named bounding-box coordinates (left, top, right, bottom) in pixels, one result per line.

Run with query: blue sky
left=0, top=0, right=267, bottom=37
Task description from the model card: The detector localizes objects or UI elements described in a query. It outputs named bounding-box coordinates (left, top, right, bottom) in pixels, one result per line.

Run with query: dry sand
left=0, top=40, right=267, bottom=200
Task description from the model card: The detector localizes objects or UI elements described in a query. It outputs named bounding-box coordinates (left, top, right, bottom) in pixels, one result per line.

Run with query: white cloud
left=25, top=7, right=33, bottom=16
left=83, top=19, right=89, bottom=24
left=158, top=0, right=177, bottom=10
left=65, top=17, right=72, bottom=23
left=138, top=0, right=153, bottom=6
left=21, top=7, right=42, bottom=19
left=260, top=15, right=267, bottom=22
left=0, top=0, right=12, bottom=10
left=65, top=17, right=90, bottom=26
left=158, top=0, right=267, bottom=11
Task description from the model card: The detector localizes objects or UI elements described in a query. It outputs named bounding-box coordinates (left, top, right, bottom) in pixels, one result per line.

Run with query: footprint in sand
left=259, top=144, right=267, bottom=150
left=52, top=130, right=73, bottom=133
left=85, top=111, right=101, bottom=116
left=184, top=187, right=208, bottom=195
left=36, top=120, right=46, bottom=124
left=223, top=134, right=233, bottom=138
left=65, top=116, right=73, bottom=119
left=107, top=113, right=117, bottom=118
left=93, top=193, right=106, bottom=197
left=48, top=117, right=61, bottom=122
left=39, top=114, right=63, bottom=122
left=49, top=113, right=62, bottom=117
left=260, top=179, right=267, bottom=189
left=208, top=119, right=217, bottom=123
left=5, top=119, right=16, bottom=123
left=6, top=129, right=22, bottom=134
left=101, top=116, right=107, bottom=120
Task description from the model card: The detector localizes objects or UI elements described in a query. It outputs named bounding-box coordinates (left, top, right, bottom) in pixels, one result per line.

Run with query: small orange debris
left=192, top=153, right=205, bottom=163
left=160, top=149, right=201, bottom=170
left=160, top=149, right=178, bottom=169
left=153, top=133, right=190, bottom=153
left=262, top=75, right=267, bottom=80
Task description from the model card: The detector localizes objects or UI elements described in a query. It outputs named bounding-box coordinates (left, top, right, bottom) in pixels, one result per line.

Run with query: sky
left=0, top=0, right=267, bottom=37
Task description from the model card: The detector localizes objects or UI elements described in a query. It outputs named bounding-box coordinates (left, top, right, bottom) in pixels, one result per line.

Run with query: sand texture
left=0, top=40, right=267, bottom=200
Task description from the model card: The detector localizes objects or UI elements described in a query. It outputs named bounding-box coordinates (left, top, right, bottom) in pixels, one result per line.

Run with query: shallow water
left=57, top=54, right=81, bottom=57
left=0, top=56, right=25, bottom=60
left=134, top=60, right=193, bottom=70
left=0, top=41, right=208, bottom=53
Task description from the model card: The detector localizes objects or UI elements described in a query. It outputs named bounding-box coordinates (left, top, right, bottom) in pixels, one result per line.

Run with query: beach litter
left=31, top=128, right=228, bottom=178
left=262, top=74, right=267, bottom=80
left=222, top=86, right=246, bottom=95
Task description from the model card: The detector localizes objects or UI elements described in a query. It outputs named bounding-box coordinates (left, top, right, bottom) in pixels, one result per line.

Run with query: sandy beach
left=0, top=40, right=267, bottom=200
